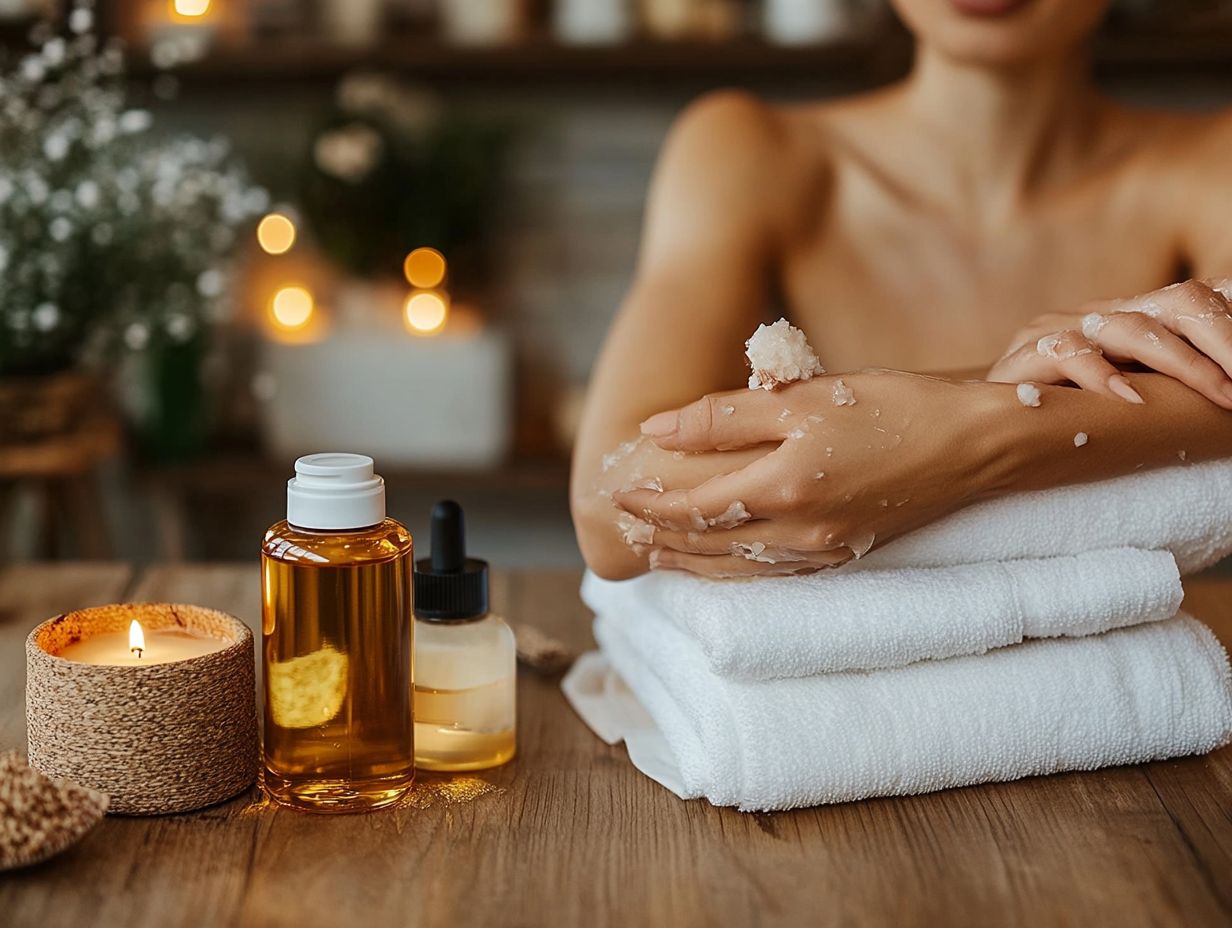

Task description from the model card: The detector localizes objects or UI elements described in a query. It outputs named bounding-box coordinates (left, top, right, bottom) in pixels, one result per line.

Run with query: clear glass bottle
left=261, top=454, right=415, bottom=813
left=413, top=500, right=516, bottom=771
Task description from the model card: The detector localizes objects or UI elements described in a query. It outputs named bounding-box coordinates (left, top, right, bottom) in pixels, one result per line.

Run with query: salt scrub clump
left=1016, top=383, right=1042, bottom=408
left=831, top=379, right=856, bottom=407
left=1074, top=432, right=1089, bottom=448
left=745, top=318, right=824, bottom=391
left=0, top=751, right=108, bottom=871
left=709, top=500, right=751, bottom=529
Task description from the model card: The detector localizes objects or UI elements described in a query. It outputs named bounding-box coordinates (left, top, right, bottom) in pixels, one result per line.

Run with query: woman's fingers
left=990, top=329, right=1132, bottom=401
left=646, top=520, right=851, bottom=562
left=639, top=389, right=790, bottom=452
left=613, top=453, right=783, bottom=529
left=1086, top=310, right=1232, bottom=409
left=650, top=548, right=833, bottom=578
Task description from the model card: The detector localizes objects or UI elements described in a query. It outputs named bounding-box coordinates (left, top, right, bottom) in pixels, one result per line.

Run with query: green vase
left=128, top=336, right=210, bottom=462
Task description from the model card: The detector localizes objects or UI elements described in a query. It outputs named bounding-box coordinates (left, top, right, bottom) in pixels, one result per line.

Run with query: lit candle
left=57, top=618, right=226, bottom=666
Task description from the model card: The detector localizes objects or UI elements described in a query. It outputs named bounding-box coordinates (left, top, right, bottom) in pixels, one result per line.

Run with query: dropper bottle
left=413, top=500, right=517, bottom=771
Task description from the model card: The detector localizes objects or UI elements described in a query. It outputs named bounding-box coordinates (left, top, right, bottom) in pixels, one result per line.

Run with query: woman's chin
left=893, top=0, right=1109, bottom=66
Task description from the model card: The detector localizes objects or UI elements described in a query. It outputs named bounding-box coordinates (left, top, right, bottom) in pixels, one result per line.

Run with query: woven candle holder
left=25, top=603, right=259, bottom=816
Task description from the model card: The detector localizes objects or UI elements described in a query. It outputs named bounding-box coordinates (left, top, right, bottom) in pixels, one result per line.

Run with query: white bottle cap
left=287, top=453, right=385, bottom=530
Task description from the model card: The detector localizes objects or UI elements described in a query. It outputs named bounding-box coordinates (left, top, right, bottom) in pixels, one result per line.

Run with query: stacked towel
left=583, top=548, right=1182, bottom=679
left=566, top=462, right=1232, bottom=811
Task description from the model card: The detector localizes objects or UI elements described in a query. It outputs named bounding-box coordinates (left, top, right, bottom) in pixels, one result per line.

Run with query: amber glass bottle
left=261, top=454, right=414, bottom=813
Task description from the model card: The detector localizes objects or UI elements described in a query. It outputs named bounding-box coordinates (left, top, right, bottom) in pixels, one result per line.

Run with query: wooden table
left=2, top=564, right=1230, bottom=928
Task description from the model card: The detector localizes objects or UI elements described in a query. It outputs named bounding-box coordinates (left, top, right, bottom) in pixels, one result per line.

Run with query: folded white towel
left=577, top=610, right=1232, bottom=811
left=850, top=459, right=1232, bottom=575
left=582, top=548, right=1183, bottom=679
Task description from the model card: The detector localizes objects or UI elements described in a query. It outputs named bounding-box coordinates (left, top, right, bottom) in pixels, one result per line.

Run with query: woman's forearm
left=976, top=372, right=1232, bottom=498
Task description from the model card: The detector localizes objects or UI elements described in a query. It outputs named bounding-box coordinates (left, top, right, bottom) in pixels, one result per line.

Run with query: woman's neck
left=898, top=45, right=1102, bottom=213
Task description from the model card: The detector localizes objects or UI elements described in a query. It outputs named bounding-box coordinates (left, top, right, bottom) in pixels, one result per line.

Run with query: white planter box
left=257, top=328, right=513, bottom=470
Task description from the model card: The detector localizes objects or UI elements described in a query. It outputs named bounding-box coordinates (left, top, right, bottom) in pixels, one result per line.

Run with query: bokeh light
left=173, top=0, right=211, bottom=17
left=403, top=247, right=447, bottom=289
left=257, top=213, right=297, bottom=255
left=271, top=286, right=314, bottom=330
left=404, top=291, right=449, bottom=335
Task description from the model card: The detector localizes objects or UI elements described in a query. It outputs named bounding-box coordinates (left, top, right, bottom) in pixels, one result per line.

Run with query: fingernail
left=648, top=549, right=663, bottom=570
left=640, top=411, right=677, bottom=437
left=1108, top=374, right=1145, bottom=404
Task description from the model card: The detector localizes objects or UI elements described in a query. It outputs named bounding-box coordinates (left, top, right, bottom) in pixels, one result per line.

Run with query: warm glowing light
left=271, top=286, right=315, bottom=330
left=129, top=620, right=146, bottom=659
left=404, top=290, right=449, bottom=335
left=257, top=213, right=297, bottom=255
left=173, top=0, right=211, bottom=17
left=403, top=247, right=447, bottom=289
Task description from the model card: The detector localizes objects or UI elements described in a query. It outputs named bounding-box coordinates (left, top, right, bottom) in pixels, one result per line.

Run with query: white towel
left=573, top=610, right=1232, bottom=811
left=581, top=548, right=1183, bottom=679
left=848, top=459, right=1232, bottom=575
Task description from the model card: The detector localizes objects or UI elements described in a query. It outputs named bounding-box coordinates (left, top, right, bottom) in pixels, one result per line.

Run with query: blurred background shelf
left=130, top=32, right=1232, bottom=90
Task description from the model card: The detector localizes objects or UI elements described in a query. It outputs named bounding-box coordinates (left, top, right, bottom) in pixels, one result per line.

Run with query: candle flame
left=129, top=619, right=145, bottom=659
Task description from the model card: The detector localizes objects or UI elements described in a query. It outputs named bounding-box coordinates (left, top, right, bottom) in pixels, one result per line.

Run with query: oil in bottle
left=413, top=500, right=516, bottom=771
left=261, top=453, right=414, bottom=812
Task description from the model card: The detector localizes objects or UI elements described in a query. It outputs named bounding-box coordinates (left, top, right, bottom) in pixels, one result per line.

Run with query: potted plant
left=0, top=2, right=266, bottom=459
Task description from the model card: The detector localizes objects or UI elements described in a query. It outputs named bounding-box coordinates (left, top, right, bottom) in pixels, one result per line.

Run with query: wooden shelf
left=131, top=29, right=1232, bottom=93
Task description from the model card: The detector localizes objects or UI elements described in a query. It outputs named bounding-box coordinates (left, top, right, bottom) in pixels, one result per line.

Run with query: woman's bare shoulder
left=1113, top=102, right=1232, bottom=169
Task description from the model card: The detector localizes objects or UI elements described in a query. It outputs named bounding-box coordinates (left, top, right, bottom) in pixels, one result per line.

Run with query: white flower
left=32, top=303, right=60, bottom=332
left=25, top=176, right=49, bottom=204
left=118, top=109, right=152, bottom=134
left=164, top=313, right=196, bottom=343
left=49, top=216, right=73, bottom=242
left=75, top=180, right=100, bottom=209
left=196, top=268, right=225, bottom=298
left=41, top=38, right=66, bottom=67
left=123, top=323, right=150, bottom=350
left=69, top=7, right=94, bottom=35
left=20, top=56, right=45, bottom=83
left=43, top=133, right=70, bottom=161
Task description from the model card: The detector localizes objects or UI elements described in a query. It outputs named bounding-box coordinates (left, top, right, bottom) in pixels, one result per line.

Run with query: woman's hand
left=988, top=278, right=1232, bottom=410
left=611, top=371, right=1008, bottom=577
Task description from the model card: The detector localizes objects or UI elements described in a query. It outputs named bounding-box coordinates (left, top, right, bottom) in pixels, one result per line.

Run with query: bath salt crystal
left=720, top=404, right=735, bottom=416
left=1073, top=432, right=1088, bottom=448
left=1036, top=335, right=1062, bottom=358
left=745, top=318, right=825, bottom=391
left=831, top=379, right=856, bottom=407
left=788, top=428, right=807, bottom=440
left=1016, top=383, right=1042, bottom=407
left=709, top=500, right=751, bottom=529
left=1145, top=331, right=1162, bottom=347
left=601, top=437, right=642, bottom=473
left=616, top=512, right=655, bottom=547
left=1178, top=449, right=1187, bottom=462
left=1081, top=313, right=1107, bottom=339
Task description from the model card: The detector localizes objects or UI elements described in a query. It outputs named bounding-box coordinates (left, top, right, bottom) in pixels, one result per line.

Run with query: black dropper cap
left=414, top=500, right=489, bottom=621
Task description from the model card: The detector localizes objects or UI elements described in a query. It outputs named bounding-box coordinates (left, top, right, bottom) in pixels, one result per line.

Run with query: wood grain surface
left=1, top=563, right=1229, bottom=928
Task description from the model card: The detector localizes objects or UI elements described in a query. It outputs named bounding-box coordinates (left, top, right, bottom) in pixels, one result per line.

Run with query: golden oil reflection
left=244, top=773, right=503, bottom=816
left=400, top=775, right=504, bottom=810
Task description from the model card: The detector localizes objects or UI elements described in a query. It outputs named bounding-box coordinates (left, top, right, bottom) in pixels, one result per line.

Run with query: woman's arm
left=570, top=92, right=803, bottom=579
left=613, top=369, right=1232, bottom=577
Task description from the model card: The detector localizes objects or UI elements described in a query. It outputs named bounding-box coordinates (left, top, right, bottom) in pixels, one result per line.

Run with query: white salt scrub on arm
left=745, top=318, right=824, bottom=391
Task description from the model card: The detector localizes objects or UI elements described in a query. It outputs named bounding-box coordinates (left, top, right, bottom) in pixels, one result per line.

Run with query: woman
left=571, top=0, right=1232, bottom=580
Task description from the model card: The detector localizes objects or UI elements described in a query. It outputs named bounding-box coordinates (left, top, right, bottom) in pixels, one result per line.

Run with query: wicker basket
left=25, top=603, right=259, bottom=815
